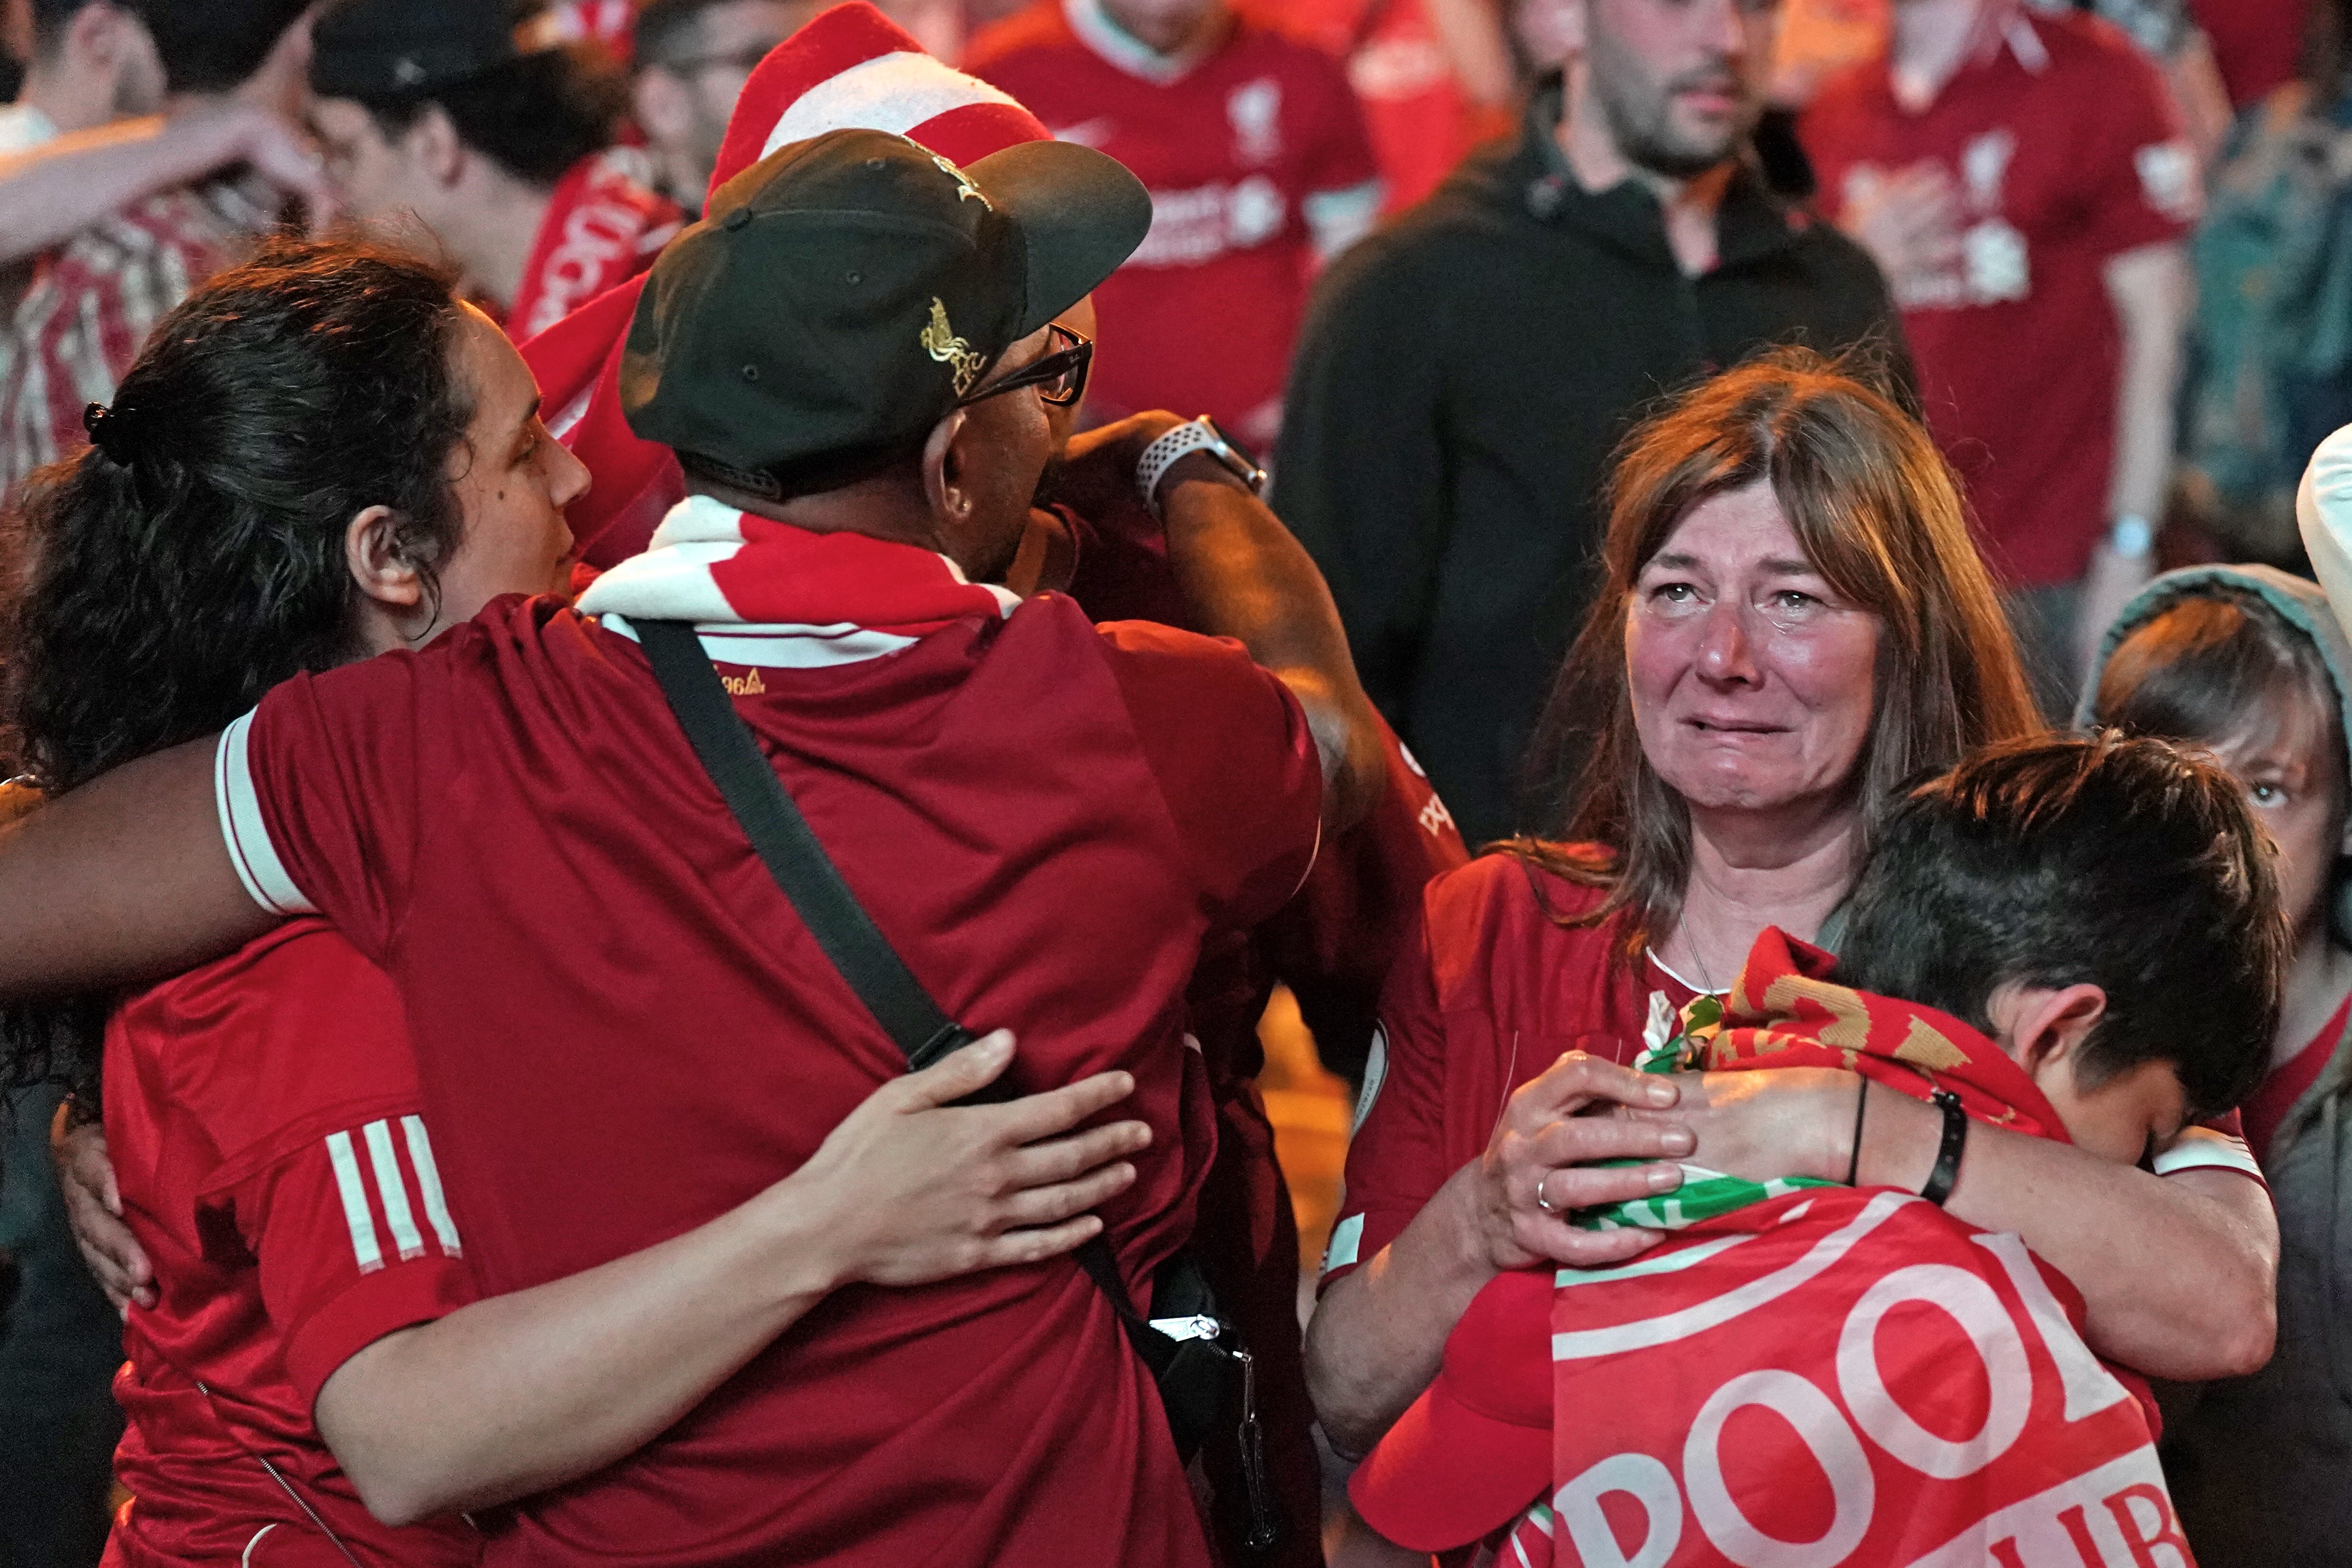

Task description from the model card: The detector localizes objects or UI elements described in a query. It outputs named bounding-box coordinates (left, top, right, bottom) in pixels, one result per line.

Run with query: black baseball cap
left=311, top=0, right=561, bottom=99
left=621, top=128, right=1151, bottom=495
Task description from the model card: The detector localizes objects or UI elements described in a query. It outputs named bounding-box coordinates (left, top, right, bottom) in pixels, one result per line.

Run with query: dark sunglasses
left=958, top=324, right=1093, bottom=410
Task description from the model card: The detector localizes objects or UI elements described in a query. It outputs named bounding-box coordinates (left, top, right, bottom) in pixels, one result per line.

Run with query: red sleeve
left=1260, top=723, right=1468, bottom=1070
left=1097, top=620, right=1324, bottom=931
left=2075, top=37, right=2199, bottom=255
left=182, top=929, right=479, bottom=1407
left=1319, top=895, right=1453, bottom=1290
left=221, top=645, right=453, bottom=966
left=245, top=1124, right=479, bottom=1406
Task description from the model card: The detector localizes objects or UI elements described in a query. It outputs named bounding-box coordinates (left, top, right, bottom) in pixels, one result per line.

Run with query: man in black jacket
left=1275, top=0, right=1909, bottom=846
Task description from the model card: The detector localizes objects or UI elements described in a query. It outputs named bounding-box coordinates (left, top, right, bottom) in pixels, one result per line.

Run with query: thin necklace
left=1650, top=939, right=1725, bottom=998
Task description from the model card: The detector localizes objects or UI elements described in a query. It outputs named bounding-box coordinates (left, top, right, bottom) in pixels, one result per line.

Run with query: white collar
left=1062, top=0, right=1221, bottom=86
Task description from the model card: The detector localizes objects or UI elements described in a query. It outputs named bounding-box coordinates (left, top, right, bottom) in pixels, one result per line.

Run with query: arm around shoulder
left=0, top=735, right=272, bottom=998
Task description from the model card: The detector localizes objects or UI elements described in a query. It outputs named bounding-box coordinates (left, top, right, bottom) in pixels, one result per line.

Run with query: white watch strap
left=1135, top=419, right=1222, bottom=518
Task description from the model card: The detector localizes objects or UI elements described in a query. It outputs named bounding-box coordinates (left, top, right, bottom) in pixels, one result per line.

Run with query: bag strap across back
left=634, top=619, right=1149, bottom=1321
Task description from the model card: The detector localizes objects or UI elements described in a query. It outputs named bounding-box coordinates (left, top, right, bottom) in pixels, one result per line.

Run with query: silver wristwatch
left=1135, top=417, right=1267, bottom=520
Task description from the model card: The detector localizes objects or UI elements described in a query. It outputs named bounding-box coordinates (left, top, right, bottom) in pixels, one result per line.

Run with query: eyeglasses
left=958, top=324, right=1093, bottom=410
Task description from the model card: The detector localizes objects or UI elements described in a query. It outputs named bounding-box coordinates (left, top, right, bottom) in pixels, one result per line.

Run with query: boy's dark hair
left=137, top=0, right=313, bottom=95
left=1838, top=734, right=2287, bottom=1119
left=355, top=46, right=629, bottom=188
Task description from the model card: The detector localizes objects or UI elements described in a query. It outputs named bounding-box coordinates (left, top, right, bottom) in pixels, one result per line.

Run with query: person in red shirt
left=1240, top=0, right=1516, bottom=214
left=2189, top=0, right=2311, bottom=109
left=1799, top=0, right=2200, bottom=715
left=305, top=0, right=683, bottom=342
left=1351, top=722, right=2296, bottom=1563
left=510, top=15, right=1461, bottom=1555
left=2084, top=561, right=2352, bottom=1564
left=1307, top=352, right=2278, bottom=1488
left=967, top=0, right=1382, bottom=448
left=0, top=130, right=1390, bottom=1566
left=4, top=236, right=1156, bottom=1564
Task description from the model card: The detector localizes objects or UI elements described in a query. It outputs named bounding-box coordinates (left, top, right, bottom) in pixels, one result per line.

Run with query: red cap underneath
left=1348, top=1266, right=1553, bottom=1553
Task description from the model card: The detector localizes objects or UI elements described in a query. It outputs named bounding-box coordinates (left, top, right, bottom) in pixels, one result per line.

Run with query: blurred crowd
left=0, top=0, right=2349, bottom=1564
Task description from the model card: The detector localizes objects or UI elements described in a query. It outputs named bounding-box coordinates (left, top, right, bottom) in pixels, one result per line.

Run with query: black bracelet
left=1921, top=1088, right=1968, bottom=1206
left=1845, top=1077, right=1869, bottom=1187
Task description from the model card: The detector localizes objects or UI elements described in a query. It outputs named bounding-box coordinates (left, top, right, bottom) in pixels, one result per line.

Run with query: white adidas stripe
left=213, top=712, right=317, bottom=918
left=325, top=1117, right=464, bottom=1273
left=323, top=1130, right=382, bottom=1274
left=402, top=1115, right=463, bottom=1255
left=364, top=1119, right=426, bottom=1262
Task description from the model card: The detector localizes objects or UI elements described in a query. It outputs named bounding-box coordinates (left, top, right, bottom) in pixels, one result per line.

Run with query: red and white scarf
left=576, top=495, right=1016, bottom=668
left=507, top=151, right=683, bottom=343
left=1519, top=936, right=2186, bottom=1568
left=1367, top=932, right=2193, bottom=1568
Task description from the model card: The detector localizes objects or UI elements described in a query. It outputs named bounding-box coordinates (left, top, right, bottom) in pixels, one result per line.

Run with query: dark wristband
left=1921, top=1088, right=1967, bottom=1206
left=1845, top=1077, right=1869, bottom=1187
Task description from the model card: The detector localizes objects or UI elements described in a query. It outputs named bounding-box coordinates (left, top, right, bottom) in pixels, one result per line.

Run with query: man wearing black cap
left=0, top=128, right=1385, bottom=1566
left=308, top=0, right=681, bottom=339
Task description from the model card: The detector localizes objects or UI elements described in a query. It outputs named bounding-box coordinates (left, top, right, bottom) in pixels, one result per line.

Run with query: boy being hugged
left=1352, top=734, right=2283, bottom=1568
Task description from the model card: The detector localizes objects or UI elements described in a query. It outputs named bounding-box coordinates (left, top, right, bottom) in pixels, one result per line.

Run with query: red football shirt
left=969, top=0, right=1380, bottom=447
left=1241, top=0, right=1508, bottom=213
left=1052, top=495, right=1467, bottom=1567
left=1322, top=854, right=1686, bottom=1289
left=216, top=589, right=1321, bottom=1566
left=1801, top=8, right=2196, bottom=586
left=101, top=922, right=477, bottom=1568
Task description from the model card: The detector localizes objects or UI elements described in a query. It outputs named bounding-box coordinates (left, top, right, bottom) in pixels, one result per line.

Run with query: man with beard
left=1275, top=0, right=1911, bottom=847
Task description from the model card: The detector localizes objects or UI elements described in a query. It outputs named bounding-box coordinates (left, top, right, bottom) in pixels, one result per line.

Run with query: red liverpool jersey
left=969, top=0, right=1380, bottom=446
left=1801, top=8, right=2196, bottom=586
left=1244, top=0, right=1509, bottom=213
left=101, top=921, right=478, bottom=1567
left=215, top=573, right=1322, bottom=1566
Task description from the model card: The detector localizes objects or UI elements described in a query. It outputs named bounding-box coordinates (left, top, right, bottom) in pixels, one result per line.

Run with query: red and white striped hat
left=522, top=2, right=1054, bottom=570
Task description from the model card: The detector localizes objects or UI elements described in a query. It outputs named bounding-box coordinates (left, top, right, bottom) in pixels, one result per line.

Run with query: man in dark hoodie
left=1275, top=0, right=1910, bottom=846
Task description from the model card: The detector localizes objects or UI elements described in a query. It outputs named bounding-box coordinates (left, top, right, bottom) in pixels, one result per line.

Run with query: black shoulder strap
left=634, top=618, right=1147, bottom=1321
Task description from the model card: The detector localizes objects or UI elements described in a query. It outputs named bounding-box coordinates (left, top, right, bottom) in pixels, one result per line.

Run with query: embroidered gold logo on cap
left=921, top=297, right=987, bottom=396
left=932, top=154, right=991, bottom=208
